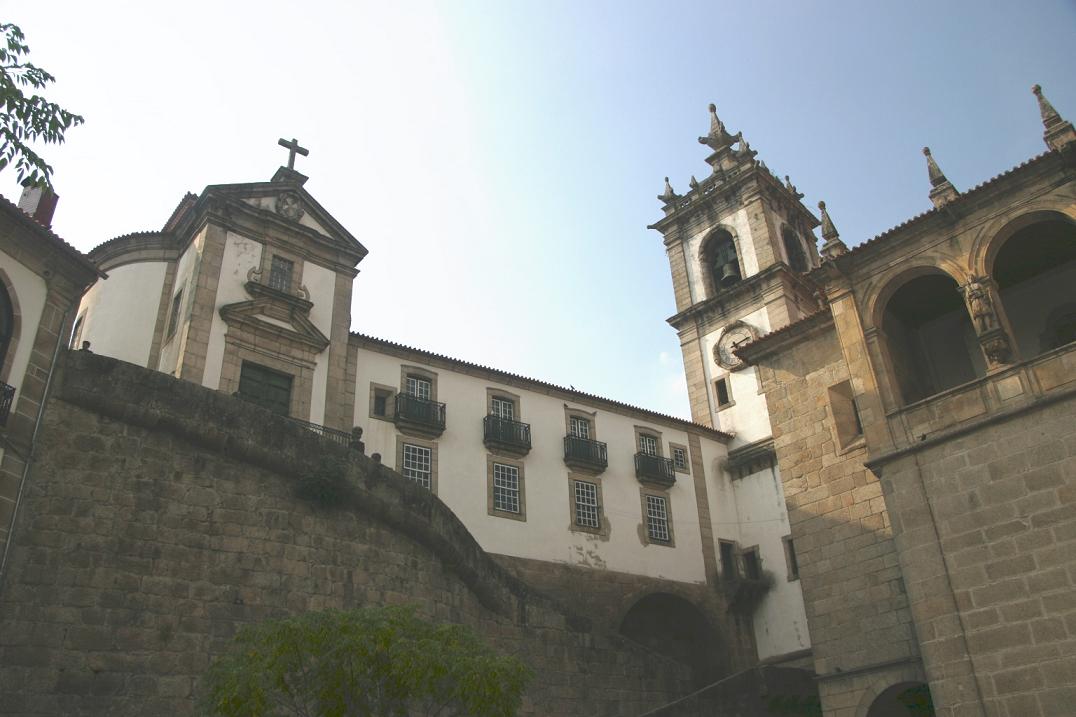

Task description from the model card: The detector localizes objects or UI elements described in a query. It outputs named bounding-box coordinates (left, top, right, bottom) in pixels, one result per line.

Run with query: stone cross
left=277, top=137, right=309, bottom=170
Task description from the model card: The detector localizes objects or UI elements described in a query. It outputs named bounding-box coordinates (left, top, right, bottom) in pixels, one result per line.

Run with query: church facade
left=0, top=85, right=1072, bottom=716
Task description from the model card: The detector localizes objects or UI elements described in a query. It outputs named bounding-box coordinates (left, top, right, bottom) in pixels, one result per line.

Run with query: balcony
left=563, top=435, right=607, bottom=473
left=483, top=415, right=531, bottom=456
left=394, top=392, right=446, bottom=437
left=0, top=381, right=13, bottom=427
left=634, top=452, right=676, bottom=486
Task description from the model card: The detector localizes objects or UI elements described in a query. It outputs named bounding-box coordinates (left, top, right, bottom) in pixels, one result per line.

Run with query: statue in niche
left=963, top=277, right=998, bottom=334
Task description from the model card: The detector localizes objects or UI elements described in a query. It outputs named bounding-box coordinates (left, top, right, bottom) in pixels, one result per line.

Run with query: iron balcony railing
left=289, top=417, right=352, bottom=447
left=0, top=382, right=14, bottom=427
left=483, top=415, right=531, bottom=453
left=563, top=435, right=608, bottom=471
left=634, top=452, right=676, bottom=486
left=394, top=392, right=446, bottom=432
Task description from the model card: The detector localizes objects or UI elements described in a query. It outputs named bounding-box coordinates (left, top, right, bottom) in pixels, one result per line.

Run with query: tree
left=202, top=605, right=532, bottom=717
left=0, top=22, right=83, bottom=188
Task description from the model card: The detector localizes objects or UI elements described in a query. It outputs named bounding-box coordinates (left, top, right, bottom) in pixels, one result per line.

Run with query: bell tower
left=650, top=104, right=821, bottom=439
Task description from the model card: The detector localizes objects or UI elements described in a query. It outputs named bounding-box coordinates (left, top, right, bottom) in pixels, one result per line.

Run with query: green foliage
left=296, top=453, right=350, bottom=505
left=0, top=23, right=83, bottom=187
left=202, top=605, right=532, bottom=717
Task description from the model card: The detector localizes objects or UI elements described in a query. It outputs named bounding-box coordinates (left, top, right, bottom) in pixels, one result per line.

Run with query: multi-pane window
left=237, top=361, right=293, bottom=416
left=638, top=433, right=659, bottom=456
left=742, top=547, right=762, bottom=580
left=268, top=255, right=294, bottom=293
left=402, top=443, right=432, bottom=489
left=568, top=415, right=591, bottom=439
left=573, top=480, right=600, bottom=529
left=406, top=375, right=432, bottom=400
left=645, top=495, right=670, bottom=543
left=672, top=446, right=688, bottom=471
left=490, top=396, right=514, bottom=420
left=166, top=290, right=183, bottom=339
left=492, top=463, right=520, bottom=514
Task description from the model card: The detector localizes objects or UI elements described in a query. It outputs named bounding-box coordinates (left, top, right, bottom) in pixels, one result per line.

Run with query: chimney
left=17, top=185, right=59, bottom=227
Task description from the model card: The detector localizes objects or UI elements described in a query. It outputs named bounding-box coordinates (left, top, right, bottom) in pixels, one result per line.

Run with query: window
left=492, top=462, right=520, bottom=514
left=573, top=480, right=601, bottom=530
left=569, top=414, right=591, bottom=439
left=782, top=228, right=809, bottom=273
left=490, top=395, right=514, bottom=420
left=0, top=281, right=12, bottom=373
left=268, top=255, right=294, bottom=293
left=715, top=377, right=732, bottom=408
left=670, top=444, right=690, bottom=473
left=638, top=433, right=659, bottom=456
left=783, top=535, right=800, bottom=581
left=828, top=380, right=864, bottom=450
left=406, top=374, right=432, bottom=400
left=742, top=546, right=762, bottom=580
left=719, top=540, right=738, bottom=580
left=702, top=229, right=741, bottom=296
left=645, top=494, right=671, bottom=544
left=237, top=361, right=293, bottom=416
left=369, top=383, right=395, bottom=420
left=401, top=443, right=432, bottom=489
left=69, top=313, right=85, bottom=350
left=166, top=289, right=183, bottom=339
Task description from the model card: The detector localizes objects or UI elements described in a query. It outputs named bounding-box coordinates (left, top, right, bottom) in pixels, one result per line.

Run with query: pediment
left=219, top=295, right=330, bottom=352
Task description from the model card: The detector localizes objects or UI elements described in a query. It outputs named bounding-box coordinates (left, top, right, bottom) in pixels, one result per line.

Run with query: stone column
left=959, top=276, right=1017, bottom=368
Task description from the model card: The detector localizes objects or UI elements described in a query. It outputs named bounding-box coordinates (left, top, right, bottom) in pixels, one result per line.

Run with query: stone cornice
left=665, top=264, right=820, bottom=330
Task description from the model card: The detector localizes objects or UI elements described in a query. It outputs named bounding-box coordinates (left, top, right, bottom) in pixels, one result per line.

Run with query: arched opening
left=701, top=229, right=742, bottom=298
left=619, top=592, right=723, bottom=687
left=782, top=228, right=809, bottom=273
left=991, top=216, right=1076, bottom=359
left=0, top=281, right=13, bottom=374
left=867, top=682, right=935, bottom=717
left=881, top=272, right=984, bottom=405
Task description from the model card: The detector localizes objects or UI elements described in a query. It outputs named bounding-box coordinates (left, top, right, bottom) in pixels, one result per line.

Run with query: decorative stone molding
left=960, top=276, right=1014, bottom=366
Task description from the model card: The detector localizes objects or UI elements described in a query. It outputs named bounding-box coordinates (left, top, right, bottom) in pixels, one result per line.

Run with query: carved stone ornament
left=714, top=321, right=757, bottom=371
left=275, top=191, right=305, bottom=221
left=980, top=330, right=1013, bottom=365
left=962, top=277, right=999, bottom=334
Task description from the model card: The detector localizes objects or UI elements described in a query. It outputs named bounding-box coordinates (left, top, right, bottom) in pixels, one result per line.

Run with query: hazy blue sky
left=3, top=1, right=1074, bottom=418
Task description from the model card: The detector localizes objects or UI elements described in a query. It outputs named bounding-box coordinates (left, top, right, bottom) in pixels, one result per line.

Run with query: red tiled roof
left=0, top=193, right=105, bottom=279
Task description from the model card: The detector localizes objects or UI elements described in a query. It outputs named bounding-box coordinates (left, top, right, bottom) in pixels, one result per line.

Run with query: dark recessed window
left=238, top=361, right=293, bottom=416
left=166, top=290, right=183, bottom=339
left=715, top=378, right=732, bottom=408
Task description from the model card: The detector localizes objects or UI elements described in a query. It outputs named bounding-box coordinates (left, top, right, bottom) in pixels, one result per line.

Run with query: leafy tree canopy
left=0, top=22, right=83, bottom=188
left=202, top=605, right=532, bottom=717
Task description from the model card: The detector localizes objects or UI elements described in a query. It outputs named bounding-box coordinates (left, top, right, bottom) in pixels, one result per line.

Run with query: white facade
left=0, top=247, right=47, bottom=406
left=77, top=261, right=166, bottom=366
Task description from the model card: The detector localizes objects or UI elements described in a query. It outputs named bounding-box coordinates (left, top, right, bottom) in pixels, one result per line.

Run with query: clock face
left=714, top=323, right=756, bottom=370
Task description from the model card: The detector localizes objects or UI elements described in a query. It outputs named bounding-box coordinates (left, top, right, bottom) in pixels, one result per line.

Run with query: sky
left=2, top=0, right=1074, bottom=419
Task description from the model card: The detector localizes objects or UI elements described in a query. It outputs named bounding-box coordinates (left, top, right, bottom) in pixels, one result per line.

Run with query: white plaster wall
left=683, top=206, right=757, bottom=303
left=0, top=248, right=47, bottom=403
left=733, top=465, right=811, bottom=659
left=700, top=305, right=773, bottom=442
left=303, top=262, right=336, bottom=424
left=76, top=262, right=166, bottom=367
left=202, top=231, right=263, bottom=390
left=352, top=346, right=716, bottom=584
left=158, top=228, right=206, bottom=375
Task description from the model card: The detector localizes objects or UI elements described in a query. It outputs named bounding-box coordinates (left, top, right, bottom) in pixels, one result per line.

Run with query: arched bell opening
left=701, top=229, right=742, bottom=299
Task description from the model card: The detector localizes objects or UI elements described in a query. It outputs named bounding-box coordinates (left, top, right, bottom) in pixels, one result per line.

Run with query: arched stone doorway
left=618, top=592, right=722, bottom=687
left=867, top=682, right=936, bottom=717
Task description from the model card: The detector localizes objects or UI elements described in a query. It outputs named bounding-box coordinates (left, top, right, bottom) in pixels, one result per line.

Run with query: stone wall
left=872, top=390, right=1076, bottom=717
left=0, top=351, right=694, bottom=716
left=753, top=320, right=923, bottom=717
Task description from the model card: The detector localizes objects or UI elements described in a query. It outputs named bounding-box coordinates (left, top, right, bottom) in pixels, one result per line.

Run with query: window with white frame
left=492, top=462, right=520, bottom=514
left=573, top=480, right=600, bottom=529
left=672, top=445, right=688, bottom=471
left=638, top=433, right=659, bottom=456
left=645, top=494, right=670, bottom=543
left=490, top=396, right=515, bottom=420
left=406, top=375, right=432, bottom=400
left=569, top=414, right=591, bottom=439
left=401, top=443, right=432, bottom=489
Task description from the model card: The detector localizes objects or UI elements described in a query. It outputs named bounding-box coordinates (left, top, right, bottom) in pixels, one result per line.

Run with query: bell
left=719, top=262, right=741, bottom=287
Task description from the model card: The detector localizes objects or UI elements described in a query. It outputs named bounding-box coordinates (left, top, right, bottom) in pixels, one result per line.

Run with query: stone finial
left=817, top=200, right=849, bottom=260
left=689, top=175, right=700, bottom=191
left=1032, top=84, right=1076, bottom=151
left=784, top=175, right=803, bottom=199
left=698, top=103, right=737, bottom=150
left=658, top=176, right=680, bottom=204
left=923, top=146, right=960, bottom=208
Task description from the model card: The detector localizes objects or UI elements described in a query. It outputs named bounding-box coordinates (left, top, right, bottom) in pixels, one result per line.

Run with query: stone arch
left=853, top=663, right=932, bottom=717
left=968, top=204, right=1076, bottom=279
left=860, top=682, right=936, bottom=717
left=871, top=266, right=984, bottom=405
left=618, top=591, right=723, bottom=687
left=699, top=225, right=744, bottom=299
left=0, top=267, right=23, bottom=385
left=980, top=210, right=1076, bottom=359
